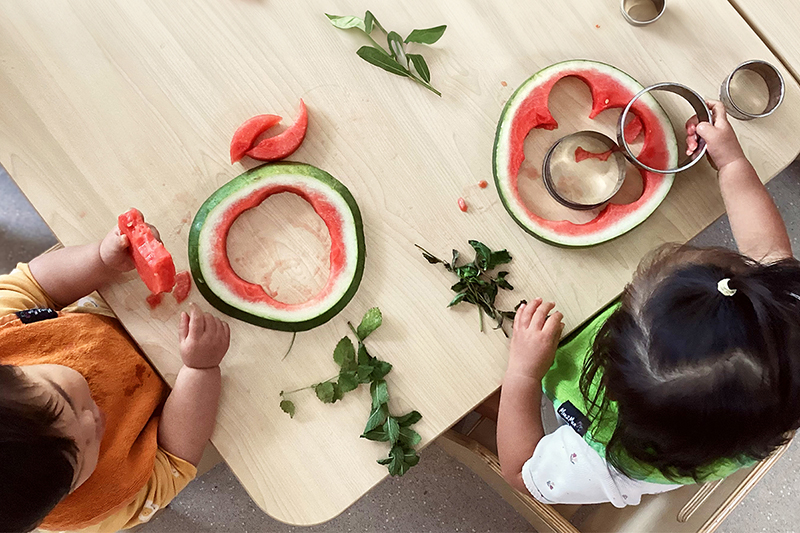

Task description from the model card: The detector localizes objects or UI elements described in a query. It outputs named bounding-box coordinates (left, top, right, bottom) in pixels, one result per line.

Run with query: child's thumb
left=695, top=122, right=716, bottom=141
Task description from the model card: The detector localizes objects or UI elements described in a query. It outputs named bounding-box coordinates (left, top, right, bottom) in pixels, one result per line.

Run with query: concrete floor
left=2, top=161, right=800, bottom=532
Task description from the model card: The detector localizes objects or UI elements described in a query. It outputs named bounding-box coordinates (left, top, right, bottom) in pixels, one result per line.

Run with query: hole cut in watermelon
left=226, top=192, right=332, bottom=305
left=516, top=77, right=646, bottom=225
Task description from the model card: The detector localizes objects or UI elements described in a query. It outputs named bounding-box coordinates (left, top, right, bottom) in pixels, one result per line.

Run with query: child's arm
left=497, top=298, right=563, bottom=493
left=686, top=101, right=792, bottom=262
left=28, top=225, right=138, bottom=307
left=158, top=305, right=230, bottom=466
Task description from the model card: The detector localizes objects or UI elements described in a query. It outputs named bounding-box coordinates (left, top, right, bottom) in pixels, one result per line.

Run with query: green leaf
left=399, top=427, right=422, bottom=447
left=386, top=416, right=401, bottom=445
left=331, top=382, right=344, bottom=403
left=365, top=10, right=386, bottom=33
left=279, top=400, right=295, bottom=418
left=362, top=428, right=389, bottom=442
left=404, top=25, right=447, bottom=44
left=469, top=240, right=492, bottom=271
left=451, top=249, right=460, bottom=269
left=489, top=249, right=512, bottom=269
left=407, top=54, right=431, bottom=83
left=356, top=46, right=409, bottom=78
left=325, top=13, right=366, bottom=32
left=386, top=31, right=407, bottom=67
left=404, top=448, right=421, bottom=467
left=451, top=280, right=467, bottom=292
left=333, top=337, right=357, bottom=371
left=364, top=11, right=375, bottom=33
left=455, top=264, right=479, bottom=279
left=370, top=379, right=390, bottom=409
left=448, top=291, right=468, bottom=308
left=495, top=272, right=514, bottom=290
left=337, top=371, right=359, bottom=393
left=370, top=360, right=393, bottom=381
left=364, top=403, right=389, bottom=433
left=357, top=344, right=371, bottom=366
left=357, top=307, right=383, bottom=341
left=314, top=382, right=336, bottom=404
left=396, top=410, right=422, bottom=427
left=357, top=364, right=375, bottom=383
left=376, top=457, right=392, bottom=465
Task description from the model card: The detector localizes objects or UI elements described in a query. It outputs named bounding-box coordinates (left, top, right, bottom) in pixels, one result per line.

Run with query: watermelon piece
left=575, top=146, right=614, bottom=163
left=624, top=115, right=644, bottom=143
left=492, top=60, right=678, bottom=247
left=188, top=162, right=365, bottom=331
left=118, top=208, right=176, bottom=294
left=146, top=293, right=164, bottom=309
left=245, top=100, right=308, bottom=162
left=173, top=271, right=192, bottom=303
left=230, top=114, right=282, bottom=163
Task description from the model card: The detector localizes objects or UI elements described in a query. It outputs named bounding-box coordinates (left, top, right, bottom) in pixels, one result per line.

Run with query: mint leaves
left=326, top=11, right=446, bottom=96
left=279, top=307, right=423, bottom=476
left=417, top=240, right=517, bottom=336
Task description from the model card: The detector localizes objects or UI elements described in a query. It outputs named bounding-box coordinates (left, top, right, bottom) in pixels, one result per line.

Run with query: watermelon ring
left=189, top=162, right=366, bottom=331
left=493, top=60, right=679, bottom=247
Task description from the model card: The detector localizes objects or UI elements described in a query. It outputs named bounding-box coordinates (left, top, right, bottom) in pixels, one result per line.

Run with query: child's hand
left=99, top=217, right=162, bottom=272
left=179, top=304, right=231, bottom=369
left=685, top=100, right=746, bottom=170
left=507, top=298, right=564, bottom=382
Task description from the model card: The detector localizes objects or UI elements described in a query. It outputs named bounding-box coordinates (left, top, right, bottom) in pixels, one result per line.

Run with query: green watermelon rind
left=492, top=60, right=679, bottom=247
left=188, top=162, right=366, bottom=332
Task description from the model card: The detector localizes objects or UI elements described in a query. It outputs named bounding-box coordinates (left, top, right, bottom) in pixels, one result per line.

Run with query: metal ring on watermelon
left=493, top=60, right=679, bottom=247
left=188, top=162, right=366, bottom=331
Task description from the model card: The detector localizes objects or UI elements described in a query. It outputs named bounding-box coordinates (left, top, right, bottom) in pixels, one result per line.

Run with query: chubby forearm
left=497, top=374, right=545, bottom=493
left=29, top=242, right=118, bottom=306
left=158, top=365, right=221, bottom=466
left=719, top=159, right=792, bottom=262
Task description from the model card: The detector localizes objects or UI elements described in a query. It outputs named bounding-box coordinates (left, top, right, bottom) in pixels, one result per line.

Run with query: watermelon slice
left=493, top=60, right=679, bottom=247
left=188, top=162, right=365, bottom=331
left=118, top=208, right=176, bottom=294
left=230, top=114, right=282, bottom=163
left=245, top=100, right=308, bottom=162
left=173, top=271, right=192, bottom=303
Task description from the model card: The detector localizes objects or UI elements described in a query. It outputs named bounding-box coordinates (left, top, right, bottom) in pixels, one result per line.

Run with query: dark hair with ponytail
left=581, top=244, right=800, bottom=482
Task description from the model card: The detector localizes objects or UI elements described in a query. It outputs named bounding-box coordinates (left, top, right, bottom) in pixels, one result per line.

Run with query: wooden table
left=1, top=0, right=798, bottom=525
left=730, top=0, right=800, bottom=83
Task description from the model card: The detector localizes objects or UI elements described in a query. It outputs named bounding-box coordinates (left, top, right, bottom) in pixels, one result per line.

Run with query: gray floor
left=2, top=162, right=800, bottom=532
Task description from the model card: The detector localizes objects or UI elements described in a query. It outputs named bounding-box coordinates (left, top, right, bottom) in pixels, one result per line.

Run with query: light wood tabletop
left=1, top=0, right=799, bottom=525
left=731, top=0, right=800, bottom=83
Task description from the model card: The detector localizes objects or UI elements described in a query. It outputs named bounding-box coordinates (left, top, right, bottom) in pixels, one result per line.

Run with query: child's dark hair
left=0, top=364, right=77, bottom=532
left=581, top=244, right=800, bottom=482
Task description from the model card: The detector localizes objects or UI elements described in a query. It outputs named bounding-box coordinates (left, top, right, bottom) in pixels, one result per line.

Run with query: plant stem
left=406, top=74, right=442, bottom=96
left=281, top=375, right=338, bottom=396
left=281, top=331, right=297, bottom=361
left=347, top=321, right=359, bottom=339
left=478, top=306, right=484, bottom=332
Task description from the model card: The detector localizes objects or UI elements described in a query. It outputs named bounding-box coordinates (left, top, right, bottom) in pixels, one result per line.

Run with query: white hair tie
left=717, top=278, right=737, bottom=297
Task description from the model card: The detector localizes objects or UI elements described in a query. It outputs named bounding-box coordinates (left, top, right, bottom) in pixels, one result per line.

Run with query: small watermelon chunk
left=230, top=114, right=282, bottom=164
left=245, top=100, right=308, bottom=161
left=173, top=270, right=192, bottom=303
left=118, top=208, right=176, bottom=294
left=575, top=146, right=614, bottom=162
left=146, top=293, right=164, bottom=309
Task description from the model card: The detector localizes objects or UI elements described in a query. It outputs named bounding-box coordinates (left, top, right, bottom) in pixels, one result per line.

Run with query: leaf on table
left=494, top=271, right=514, bottom=290
left=332, top=382, right=344, bottom=403
left=357, top=344, right=371, bottom=366
left=314, top=382, right=336, bottom=403
left=333, top=336, right=357, bottom=371
left=469, top=240, right=492, bottom=271
left=370, top=360, right=393, bottom=381
left=363, top=403, right=389, bottom=434
left=370, top=379, right=390, bottom=409
left=357, top=364, right=375, bottom=383
left=396, top=410, right=422, bottom=427
left=385, top=416, right=401, bottom=445
left=407, top=54, right=431, bottom=83
left=448, top=291, right=467, bottom=308
left=455, top=264, right=479, bottom=279
left=386, top=31, right=408, bottom=67
left=362, top=428, right=389, bottom=442
left=357, top=307, right=383, bottom=340
left=337, top=371, right=359, bottom=393
left=399, top=427, right=422, bottom=447
left=451, top=249, right=460, bottom=269
left=279, top=400, right=295, bottom=418
left=404, top=25, right=447, bottom=44
left=356, top=46, right=409, bottom=77
left=325, top=13, right=366, bottom=32
left=489, top=250, right=512, bottom=270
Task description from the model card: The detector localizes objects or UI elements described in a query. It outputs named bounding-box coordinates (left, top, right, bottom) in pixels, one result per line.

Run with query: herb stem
left=478, top=306, right=484, bottom=332
left=347, top=321, right=359, bottom=339
left=406, top=74, right=442, bottom=96
left=282, top=375, right=338, bottom=396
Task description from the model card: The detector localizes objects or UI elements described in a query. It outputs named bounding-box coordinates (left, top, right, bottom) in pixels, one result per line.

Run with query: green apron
left=541, top=303, right=755, bottom=484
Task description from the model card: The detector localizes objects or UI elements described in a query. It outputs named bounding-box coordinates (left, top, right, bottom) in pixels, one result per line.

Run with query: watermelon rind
left=188, top=162, right=366, bottom=331
left=492, top=60, right=679, bottom=247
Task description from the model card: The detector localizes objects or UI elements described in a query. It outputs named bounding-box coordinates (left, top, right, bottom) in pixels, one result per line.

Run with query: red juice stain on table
left=478, top=180, right=488, bottom=189
left=458, top=197, right=468, bottom=212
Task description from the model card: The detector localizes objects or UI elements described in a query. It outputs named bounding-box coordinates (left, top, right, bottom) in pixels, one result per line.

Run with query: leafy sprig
left=279, top=308, right=423, bottom=476
left=326, top=11, right=446, bottom=96
left=417, top=240, right=517, bottom=335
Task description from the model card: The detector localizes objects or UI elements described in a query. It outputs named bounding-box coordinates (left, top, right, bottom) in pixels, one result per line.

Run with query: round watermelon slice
left=189, top=162, right=365, bottom=331
left=493, top=60, right=679, bottom=247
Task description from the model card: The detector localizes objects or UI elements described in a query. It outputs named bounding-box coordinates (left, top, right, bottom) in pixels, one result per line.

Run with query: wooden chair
left=437, top=414, right=789, bottom=533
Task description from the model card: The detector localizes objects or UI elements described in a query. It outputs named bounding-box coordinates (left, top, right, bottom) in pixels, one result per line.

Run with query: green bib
left=542, top=303, right=756, bottom=485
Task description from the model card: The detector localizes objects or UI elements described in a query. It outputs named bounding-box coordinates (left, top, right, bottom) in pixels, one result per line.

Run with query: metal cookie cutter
left=620, top=0, right=666, bottom=26
left=720, top=60, right=785, bottom=120
left=542, top=131, right=627, bottom=211
left=617, top=83, right=711, bottom=174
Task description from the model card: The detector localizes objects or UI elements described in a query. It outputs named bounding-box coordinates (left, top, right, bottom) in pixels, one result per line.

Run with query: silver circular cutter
left=720, top=60, right=785, bottom=121
left=542, top=131, right=627, bottom=211
left=620, top=0, right=666, bottom=26
left=617, top=82, right=711, bottom=174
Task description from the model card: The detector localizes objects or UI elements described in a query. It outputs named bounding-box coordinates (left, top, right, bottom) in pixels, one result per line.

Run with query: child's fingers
left=222, top=321, right=231, bottom=345
left=532, top=301, right=556, bottom=330
left=519, top=298, right=542, bottom=329
left=513, top=304, right=524, bottom=330
left=118, top=233, right=130, bottom=249
left=203, top=312, right=218, bottom=338
left=147, top=223, right=162, bottom=242
left=706, top=100, right=729, bottom=128
left=189, top=304, right=205, bottom=338
left=543, top=311, right=564, bottom=336
left=178, top=311, right=190, bottom=342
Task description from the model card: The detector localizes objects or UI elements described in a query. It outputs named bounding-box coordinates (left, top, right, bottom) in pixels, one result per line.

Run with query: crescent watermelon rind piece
left=492, top=60, right=679, bottom=247
left=188, top=162, right=366, bottom=331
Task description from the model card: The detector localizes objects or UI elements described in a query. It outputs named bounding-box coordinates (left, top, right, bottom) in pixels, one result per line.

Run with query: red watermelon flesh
left=230, top=114, right=282, bottom=163
left=575, top=146, right=615, bottom=162
left=118, top=208, right=176, bottom=294
left=173, top=270, right=192, bottom=303
left=245, top=100, right=308, bottom=162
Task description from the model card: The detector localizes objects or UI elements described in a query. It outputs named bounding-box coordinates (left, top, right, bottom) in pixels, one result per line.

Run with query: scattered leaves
left=325, top=11, right=446, bottom=96
left=279, top=399, right=295, bottom=418
left=416, top=241, right=516, bottom=336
